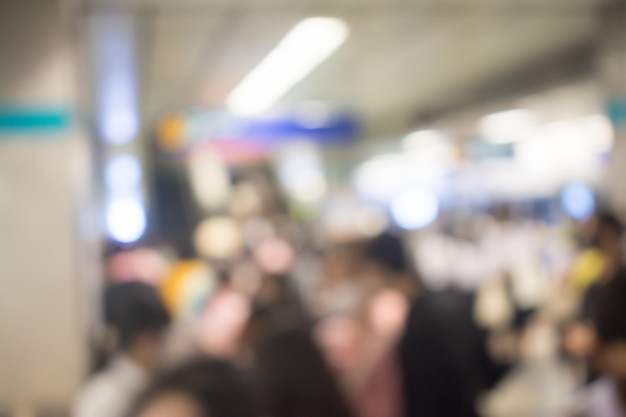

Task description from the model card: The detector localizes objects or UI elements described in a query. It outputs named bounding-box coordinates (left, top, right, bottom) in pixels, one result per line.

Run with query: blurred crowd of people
left=73, top=181, right=626, bottom=417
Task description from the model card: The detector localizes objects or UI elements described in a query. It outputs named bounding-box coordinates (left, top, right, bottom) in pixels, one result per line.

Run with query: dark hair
left=129, top=357, right=257, bottom=417
left=104, top=282, right=171, bottom=349
left=596, top=210, right=624, bottom=239
left=591, top=271, right=626, bottom=344
left=364, top=232, right=409, bottom=274
left=257, top=329, right=354, bottom=417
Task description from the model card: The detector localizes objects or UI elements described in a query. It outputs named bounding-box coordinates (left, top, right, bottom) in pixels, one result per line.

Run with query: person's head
left=104, top=282, right=171, bottom=370
left=129, top=357, right=257, bottom=417
left=363, top=232, right=409, bottom=277
left=591, top=210, right=624, bottom=261
left=591, top=273, right=626, bottom=381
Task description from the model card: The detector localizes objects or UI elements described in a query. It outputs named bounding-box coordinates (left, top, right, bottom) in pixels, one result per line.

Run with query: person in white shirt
left=74, top=282, right=171, bottom=417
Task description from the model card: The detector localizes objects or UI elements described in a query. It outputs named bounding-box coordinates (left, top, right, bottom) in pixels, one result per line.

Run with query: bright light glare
left=354, top=154, right=447, bottom=203
left=279, top=143, right=327, bottom=203
left=188, top=151, right=231, bottom=210
left=579, top=114, right=614, bottom=152
left=515, top=114, right=613, bottom=178
left=227, top=18, right=349, bottom=116
left=354, top=155, right=407, bottom=202
left=289, top=169, right=327, bottom=203
left=391, top=188, right=439, bottom=230
left=403, top=129, right=448, bottom=150
left=561, top=182, right=595, bottom=221
left=103, top=107, right=139, bottom=145
left=194, top=217, right=243, bottom=259
left=105, top=154, right=142, bottom=193
left=479, top=109, right=535, bottom=144
left=106, top=196, right=146, bottom=243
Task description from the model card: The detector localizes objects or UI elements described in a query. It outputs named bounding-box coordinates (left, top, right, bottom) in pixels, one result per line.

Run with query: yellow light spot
left=157, top=114, right=185, bottom=151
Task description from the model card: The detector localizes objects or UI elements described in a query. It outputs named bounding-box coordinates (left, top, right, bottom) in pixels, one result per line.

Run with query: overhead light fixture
left=479, top=109, right=535, bottom=144
left=227, top=17, right=349, bottom=116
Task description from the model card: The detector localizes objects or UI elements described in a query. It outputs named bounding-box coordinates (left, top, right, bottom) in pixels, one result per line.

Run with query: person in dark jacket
left=401, top=289, right=510, bottom=417
left=399, top=290, right=486, bottom=417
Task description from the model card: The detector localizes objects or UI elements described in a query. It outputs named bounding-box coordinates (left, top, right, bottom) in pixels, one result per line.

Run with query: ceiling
left=86, top=0, right=615, bottom=139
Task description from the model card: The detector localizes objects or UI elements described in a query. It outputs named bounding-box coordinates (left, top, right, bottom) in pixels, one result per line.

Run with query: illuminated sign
left=156, top=109, right=360, bottom=153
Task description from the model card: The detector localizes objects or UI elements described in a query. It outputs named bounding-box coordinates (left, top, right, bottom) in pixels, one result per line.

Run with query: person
left=578, top=211, right=624, bottom=321
left=396, top=231, right=508, bottom=417
left=256, top=328, right=355, bottom=417
left=400, top=289, right=507, bottom=417
left=345, top=233, right=413, bottom=417
left=253, top=273, right=310, bottom=333
left=563, top=211, right=625, bottom=381
left=347, top=288, right=407, bottom=417
left=556, top=270, right=626, bottom=417
left=73, top=282, right=172, bottom=417
left=128, top=357, right=257, bottom=417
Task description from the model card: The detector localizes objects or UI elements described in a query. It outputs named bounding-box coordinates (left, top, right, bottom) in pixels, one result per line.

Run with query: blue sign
left=608, top=96, right=626, bottom=127
left=240, top=113, right=360, bottom=146
left=0, top=107, right=71, bottom=135
left=159, top=108, right=361, bottom=150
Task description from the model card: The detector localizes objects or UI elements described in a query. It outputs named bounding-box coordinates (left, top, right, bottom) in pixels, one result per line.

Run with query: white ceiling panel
left=144, top=13, right=222, bottom=118
left=190, top=13, right=308, bottom=107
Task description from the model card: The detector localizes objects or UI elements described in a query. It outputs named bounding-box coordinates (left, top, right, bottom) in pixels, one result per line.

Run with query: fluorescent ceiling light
left=227, top=17, right=349, bottom=116
left=479, top=109, right=535, bottom=144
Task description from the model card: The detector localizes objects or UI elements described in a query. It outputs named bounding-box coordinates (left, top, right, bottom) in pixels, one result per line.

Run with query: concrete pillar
left=0, top=1, right=100, bottom=413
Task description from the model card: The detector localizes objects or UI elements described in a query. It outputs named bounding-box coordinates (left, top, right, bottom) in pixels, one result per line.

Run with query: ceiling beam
left=82, top=1, right=612, bottom=18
